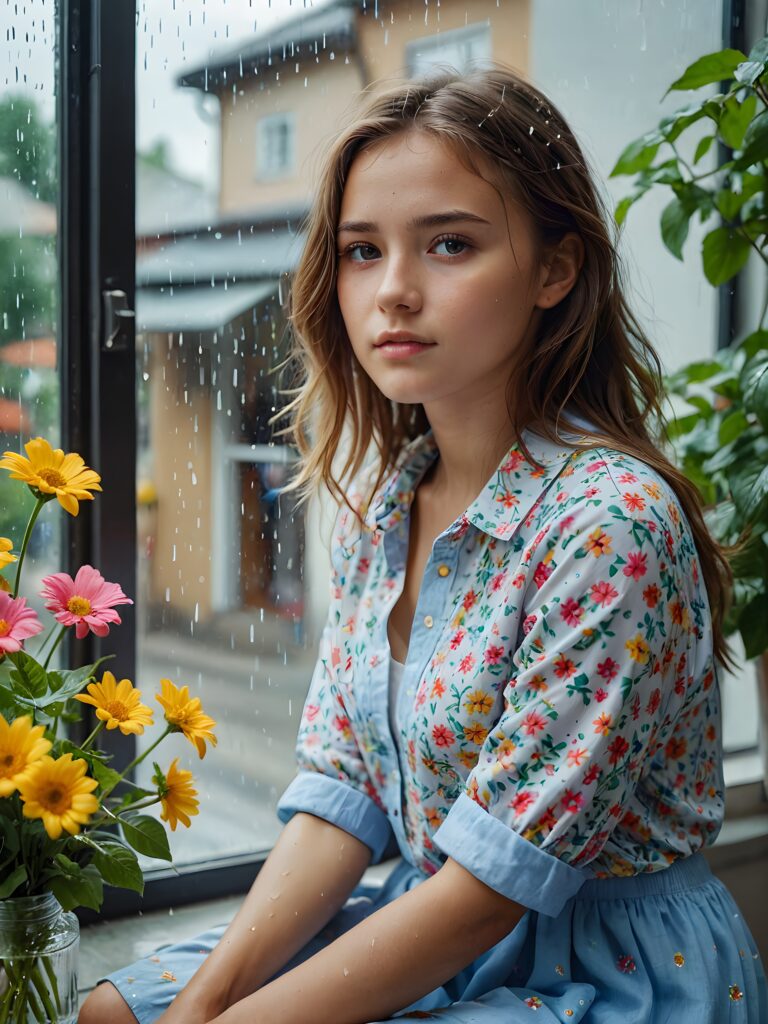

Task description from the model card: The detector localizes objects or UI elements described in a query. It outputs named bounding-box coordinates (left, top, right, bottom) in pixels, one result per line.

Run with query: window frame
left=405, top=21, right=492, bottom=77
left=255, top=111, right=296, bottom=181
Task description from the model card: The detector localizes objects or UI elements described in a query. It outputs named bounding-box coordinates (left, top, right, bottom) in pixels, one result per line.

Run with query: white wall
left=530, top=0, right=723, bottom=373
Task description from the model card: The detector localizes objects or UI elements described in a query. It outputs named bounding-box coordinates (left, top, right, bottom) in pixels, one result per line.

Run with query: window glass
left=0, top=1, right=60, bottom=656
left=133, top=0, right=753, bottom=871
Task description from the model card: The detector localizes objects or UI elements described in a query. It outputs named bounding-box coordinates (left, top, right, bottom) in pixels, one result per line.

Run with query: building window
left=256, top=112, right=295, bottom=180
left=406, top=22, right=492, bottom=77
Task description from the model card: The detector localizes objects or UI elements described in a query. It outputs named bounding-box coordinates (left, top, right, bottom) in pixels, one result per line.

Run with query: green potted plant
left=610, top=36, right=768, bottom=785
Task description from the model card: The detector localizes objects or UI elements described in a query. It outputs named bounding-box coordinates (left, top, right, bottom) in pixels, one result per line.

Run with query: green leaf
left=718, top=409, right=750, bottom=445
left=738, top=330, right=768, bottom=358
left=748, top=37, right=768, bottom=63
left=729, top=460, right=768, bottom=521
left=609, top=132, right=662, bottom=176
left=0, top=864, right=27, bottom=899
left=8, top=651, right=48, bottom=699
left=660, top=196, right=693, bottom=259
left=665, top=412, right=700, bottom=440
left=693, top=134, right=716, bottom=164
left=738, top=591, right=768, bottom=659
left=91, top=759, right=123, bottom=794
left=741, top=354, right=768, bottom=428
left=734, top=60, right=766, bottom=86
left=732, top=109, right=768, bottom=170
left=6, top=654, right=116, bottom=712
left=120, top=813, right=172, bottom=861
left=719, top=93, right=757, bottom=150
left=666, top=48, right=746, bottom=93
left=701, top=226, right=751, bottom=286
left=90, top=840, right=144, bottom=894
left=47, top=855, right=103, bottom=912
left=614, top=187, right=649, bottom=226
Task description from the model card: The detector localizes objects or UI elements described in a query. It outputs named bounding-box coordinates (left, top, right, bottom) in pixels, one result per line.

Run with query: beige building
left=138, top=0, right=531, bottom=645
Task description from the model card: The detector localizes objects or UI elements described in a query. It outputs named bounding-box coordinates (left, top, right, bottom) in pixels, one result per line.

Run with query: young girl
left=80, top=63, right=768, bottom=1024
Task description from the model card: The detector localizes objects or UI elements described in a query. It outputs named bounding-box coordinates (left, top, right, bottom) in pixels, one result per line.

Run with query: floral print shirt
left=276, top=427, right=724, bottom=917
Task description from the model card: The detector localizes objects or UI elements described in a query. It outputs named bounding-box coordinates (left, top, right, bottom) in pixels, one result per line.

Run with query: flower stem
left=117, top=725, right=172, bottom=785
left=81, top=720, right=105, bottom=752
left=12, top=497, right=46, bottom=600
left=42, top=624, right=67, bottom=672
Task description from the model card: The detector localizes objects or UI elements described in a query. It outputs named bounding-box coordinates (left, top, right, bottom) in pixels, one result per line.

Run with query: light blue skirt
left=101, top=852, right=767, bottom=1022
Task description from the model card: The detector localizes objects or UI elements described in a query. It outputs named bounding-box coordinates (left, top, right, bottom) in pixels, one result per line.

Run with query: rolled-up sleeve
left=433, top=504, right=698, bottom=916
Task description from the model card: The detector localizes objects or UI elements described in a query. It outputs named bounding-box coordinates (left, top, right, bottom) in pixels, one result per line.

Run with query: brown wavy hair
left=272, top=63, right=734, bottom=666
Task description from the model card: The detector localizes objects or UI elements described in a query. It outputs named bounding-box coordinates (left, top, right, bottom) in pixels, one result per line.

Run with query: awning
left=136, top=281, right=279, bottom=333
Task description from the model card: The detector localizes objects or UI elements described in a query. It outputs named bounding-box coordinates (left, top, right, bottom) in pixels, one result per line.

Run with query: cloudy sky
left=0, top=0, right=334, bottom=190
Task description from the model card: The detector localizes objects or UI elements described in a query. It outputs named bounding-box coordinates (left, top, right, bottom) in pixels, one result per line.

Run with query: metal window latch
left=102, top=289, right=136, bottom=352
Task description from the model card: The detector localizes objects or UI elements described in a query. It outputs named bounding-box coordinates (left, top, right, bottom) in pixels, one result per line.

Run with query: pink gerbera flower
left=40, top=565, right=133, bottom=640
left=0, top=592, right=44, bottom=653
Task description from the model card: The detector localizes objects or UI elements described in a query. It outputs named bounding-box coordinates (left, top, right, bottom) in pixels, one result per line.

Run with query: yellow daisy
left=0, top=714, right=52, bottom=796
left=75, top=670, right=154, bottom=735
left=0, top=437, right=102, bottom=516
left=0, top=538, right=16, bottom=571
left=153, top=758, right=199, bottom=831
left=18, top=753, right=99, bottom=839
left=156, top=679, right=217, bottom=759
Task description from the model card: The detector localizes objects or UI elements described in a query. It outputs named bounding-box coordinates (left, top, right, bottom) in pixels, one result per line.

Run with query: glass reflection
left=0, top=1, right=59, bottom=653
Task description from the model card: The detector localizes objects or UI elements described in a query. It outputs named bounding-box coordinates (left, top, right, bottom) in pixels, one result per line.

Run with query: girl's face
left=335, top=130, right=571, bottom=417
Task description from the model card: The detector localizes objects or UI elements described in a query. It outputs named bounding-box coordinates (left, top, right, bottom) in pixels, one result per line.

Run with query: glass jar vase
left=0, top=892, right=79, bottom=1023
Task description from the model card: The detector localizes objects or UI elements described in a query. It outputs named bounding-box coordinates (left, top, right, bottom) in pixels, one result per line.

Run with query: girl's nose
left=375, top=256, right=422, bottom=313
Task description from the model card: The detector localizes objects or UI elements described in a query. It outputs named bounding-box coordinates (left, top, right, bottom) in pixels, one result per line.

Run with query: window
left=406, top=22, right=492, bottom=77
left=256, top=113, right=295, bottom=180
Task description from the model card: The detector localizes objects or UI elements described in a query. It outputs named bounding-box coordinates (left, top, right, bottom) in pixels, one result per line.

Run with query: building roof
left=137, top=222, right=306, bottom=288
left=136, top=281, right=279, bottom=333
left=0, top=176, right=56, bottom=237
left=137, top=160, right=218, bottom=239
left=0, top=338, right=56, bottom=369
left=178, top=0, right=358, bottom=92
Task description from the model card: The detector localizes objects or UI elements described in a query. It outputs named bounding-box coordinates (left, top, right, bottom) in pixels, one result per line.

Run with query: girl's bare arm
left=156, top=810, right=373, bottom=1023
left=209, top=855, right=527, bottom=1024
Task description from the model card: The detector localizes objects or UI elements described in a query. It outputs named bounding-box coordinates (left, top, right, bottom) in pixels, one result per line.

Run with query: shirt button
left=424, top=615, right=434, bottom=628
left=437, top=564, right=450, bottom=577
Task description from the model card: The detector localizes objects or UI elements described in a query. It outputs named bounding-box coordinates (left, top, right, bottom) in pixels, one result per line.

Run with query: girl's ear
left=534, top=232, right=584, bottom=310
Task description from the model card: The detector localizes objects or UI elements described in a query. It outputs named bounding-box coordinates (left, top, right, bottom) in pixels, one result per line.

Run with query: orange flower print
left=626, top=634, right=650, bottom=664
left=584, top=528, right=612, bottom=556
left=566, top=746, right=589, bottom=768
left=430, top=678, right=446, bottom=699
left=642, top=583, right=661, bottom=608
left=495, top=738, right=517, bottom=770
left=522, top=710, right=548, bottom=736
left=642, top=481, right=662, bottom=499
left=553, top=653, right=577, bottom=678
left=458, top=748, right=479, bottom=770
left=528, top=674, right=548, bottom=692
left=424, top=806, right=442, bottom=829
left=593, top=712, right=613, bottom=736
left=463, top=721, right=489, bottom=745
left=432, top=724, right=456, bottom=748
left=622, top=491, right=646, bottom=512
left=464, top=689, right=493, bottom=715
left=665, top=735, right=687, bottom=760
left=467, top=776, right=487, bottom=808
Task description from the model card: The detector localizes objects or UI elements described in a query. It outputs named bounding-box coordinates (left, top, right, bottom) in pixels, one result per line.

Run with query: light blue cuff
left=276, top=771, right=395, bottom=864
left=432, top=792, right=592, bottom=917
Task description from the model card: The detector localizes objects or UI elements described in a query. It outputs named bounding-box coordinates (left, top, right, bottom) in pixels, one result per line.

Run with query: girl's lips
left=375, top=341, right=436, bottom=358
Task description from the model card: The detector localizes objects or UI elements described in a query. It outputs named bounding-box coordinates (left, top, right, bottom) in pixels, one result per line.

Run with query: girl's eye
left=432, top=234, right=471, bottom=257
left=338, top=234, right=471, bottom=262
left=340, top=242, right=379, bottom=262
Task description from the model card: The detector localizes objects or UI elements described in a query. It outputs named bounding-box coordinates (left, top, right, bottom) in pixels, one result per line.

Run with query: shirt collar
left=370, top=426, right=578, bottom=540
